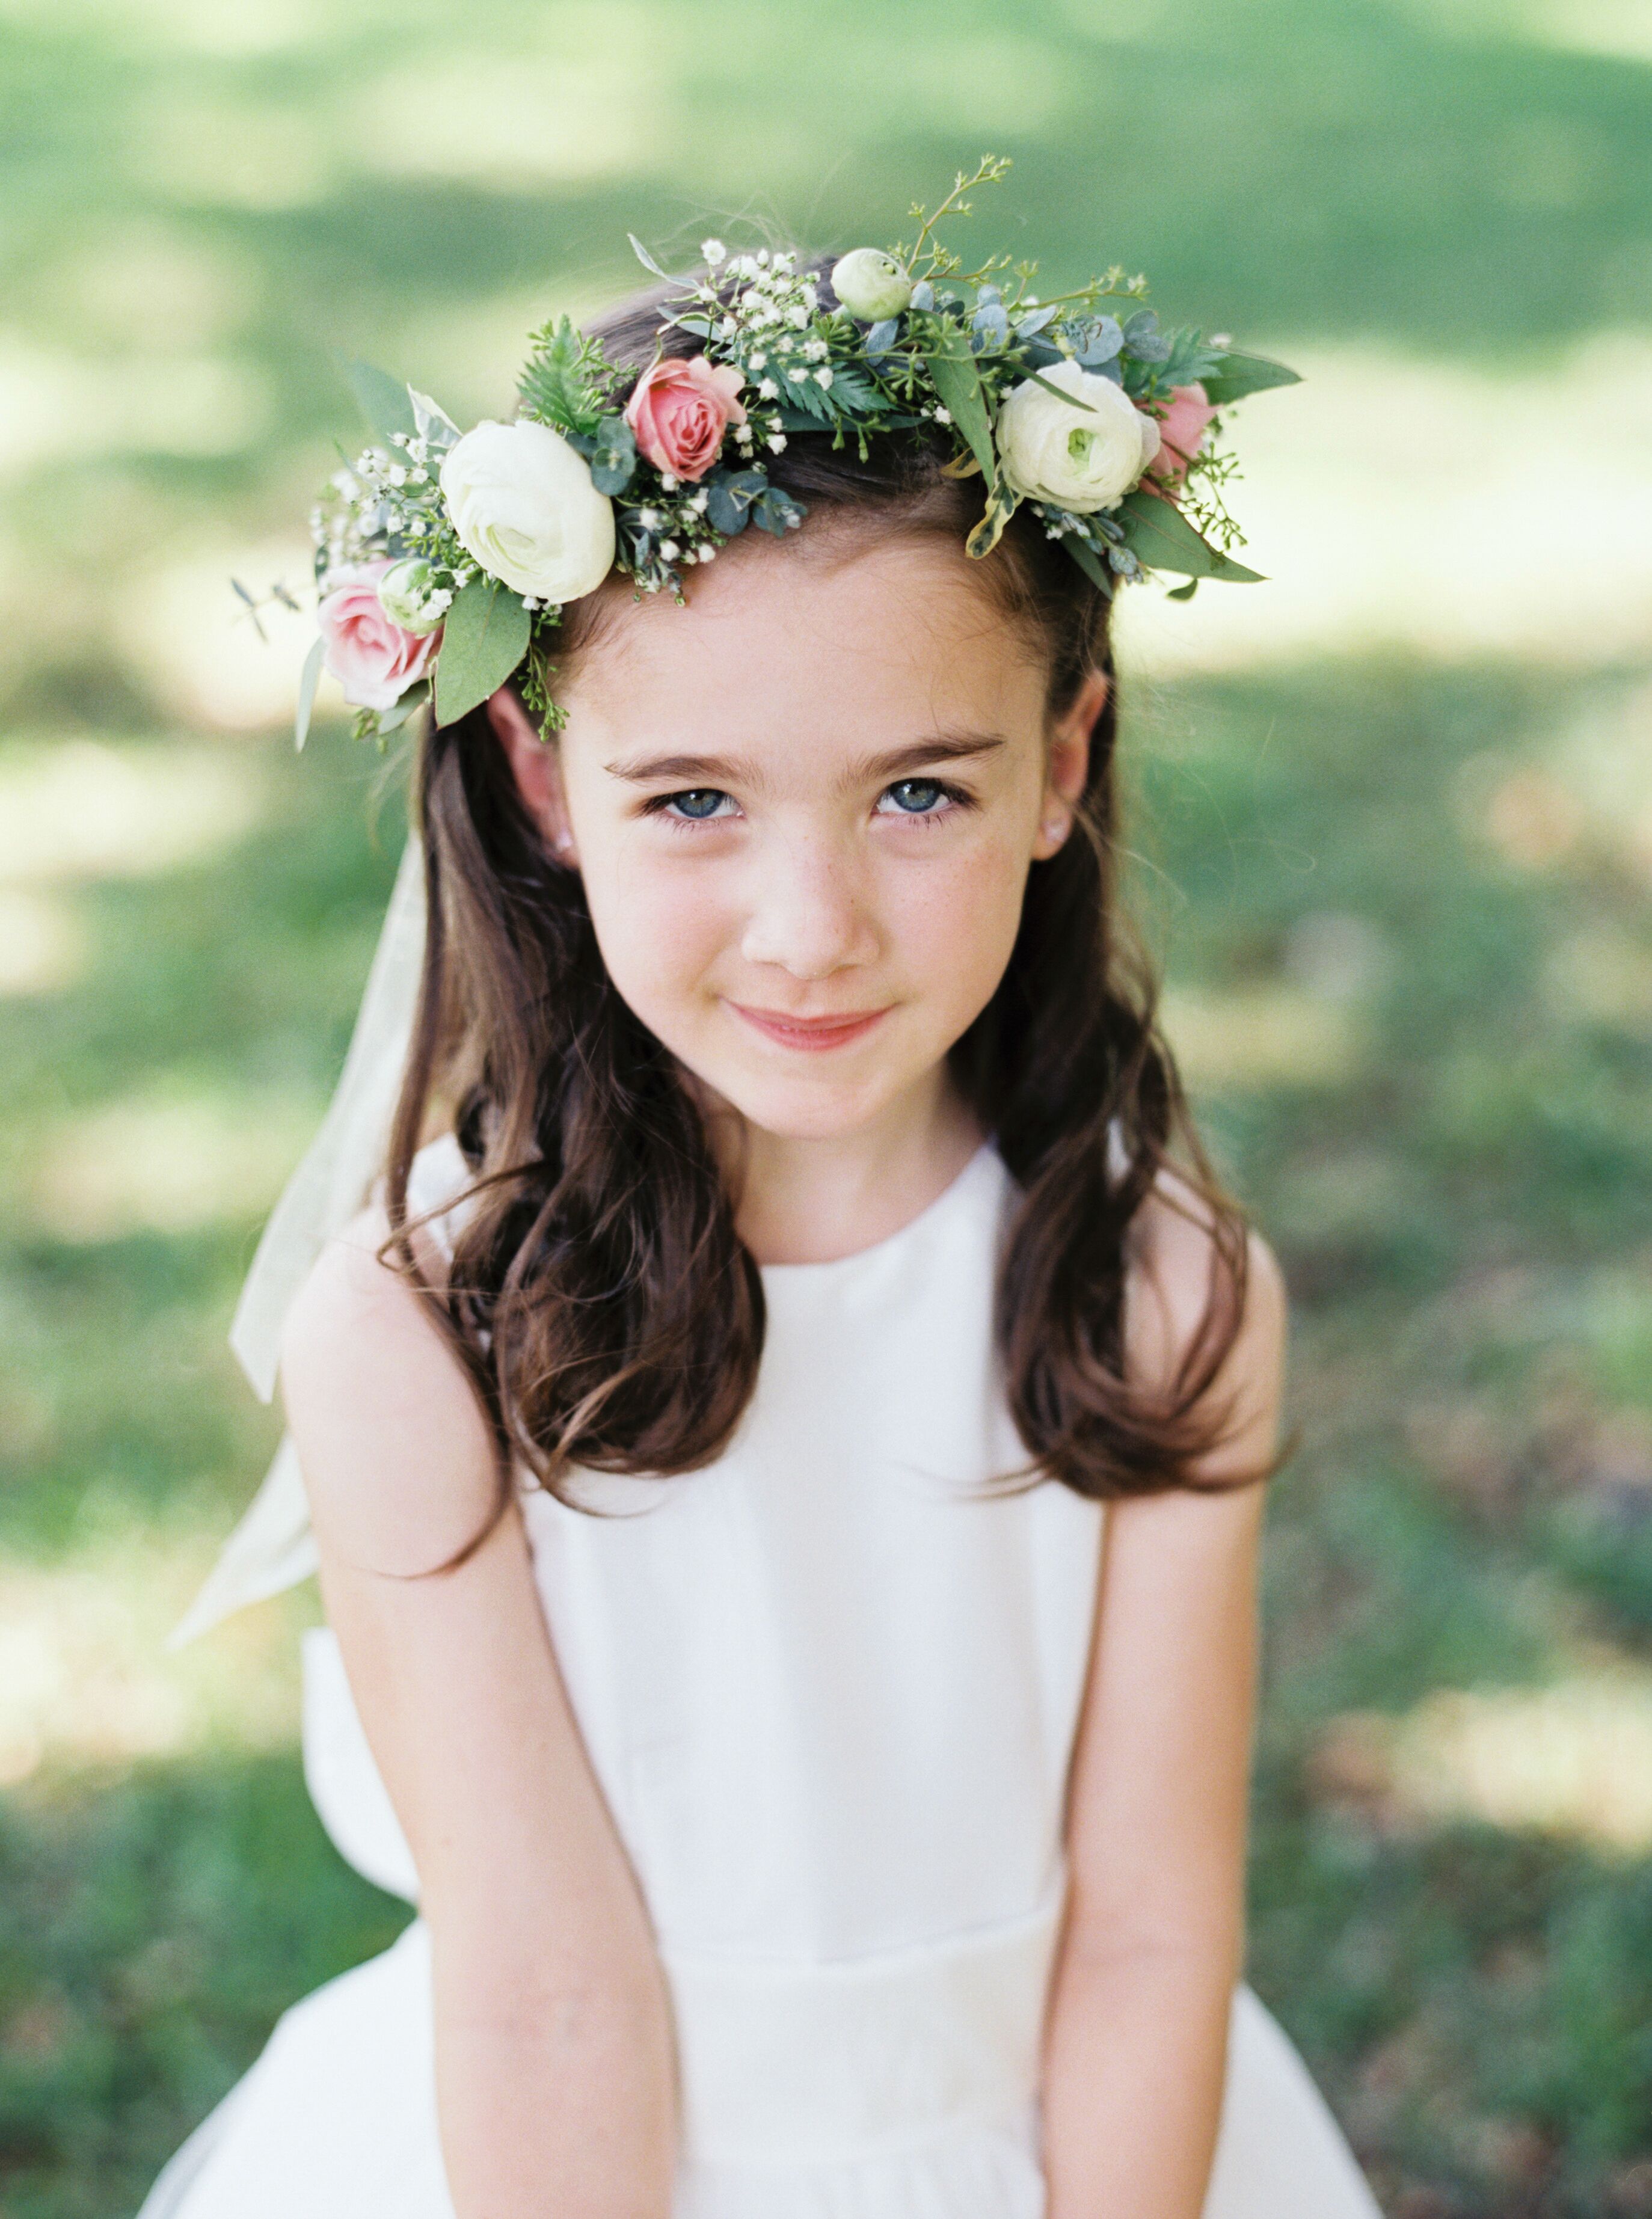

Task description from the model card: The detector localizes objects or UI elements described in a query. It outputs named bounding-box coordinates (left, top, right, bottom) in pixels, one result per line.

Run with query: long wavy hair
left=381, top=253, right=1288, bottom=1522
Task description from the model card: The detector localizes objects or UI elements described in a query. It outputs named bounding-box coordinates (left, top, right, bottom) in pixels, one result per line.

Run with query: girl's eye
left=876, top=778, right=958, bottom=818
left=661, top=788, right=735, bottom=822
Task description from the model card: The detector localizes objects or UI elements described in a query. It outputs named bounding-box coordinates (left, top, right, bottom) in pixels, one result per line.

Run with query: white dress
left=139, top=1133, right=1380, bottom=2219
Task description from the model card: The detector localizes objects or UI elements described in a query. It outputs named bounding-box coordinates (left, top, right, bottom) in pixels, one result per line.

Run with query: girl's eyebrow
left=603, top=732, right=1007, bottom=790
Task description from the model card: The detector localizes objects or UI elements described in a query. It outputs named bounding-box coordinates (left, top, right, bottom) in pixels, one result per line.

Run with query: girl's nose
left=738, top=836, right=879, bottom=981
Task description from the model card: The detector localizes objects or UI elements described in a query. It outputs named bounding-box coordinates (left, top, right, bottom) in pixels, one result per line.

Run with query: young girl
left=142, top=183, right=1382, bottom=2218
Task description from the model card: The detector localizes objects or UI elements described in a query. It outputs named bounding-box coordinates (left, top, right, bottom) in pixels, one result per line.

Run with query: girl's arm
left=279, top=1209, right=677, bottom=2219
left=1042, top=1176, right=1287, bottom=2219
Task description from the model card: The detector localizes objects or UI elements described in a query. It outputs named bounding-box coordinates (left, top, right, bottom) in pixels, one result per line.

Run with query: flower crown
left=290, top=156, right=1298, bottom=751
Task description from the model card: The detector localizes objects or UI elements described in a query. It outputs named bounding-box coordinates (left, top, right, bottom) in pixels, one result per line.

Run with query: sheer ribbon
left=169, top=834, right=428, bottom=1647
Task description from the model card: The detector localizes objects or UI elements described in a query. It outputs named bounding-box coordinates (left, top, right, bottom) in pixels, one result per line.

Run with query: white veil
left=168, top=832, right=428, bottom=1647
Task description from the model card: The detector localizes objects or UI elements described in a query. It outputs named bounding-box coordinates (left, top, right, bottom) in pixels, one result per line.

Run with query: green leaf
left=375, top=680, right=429, bottom=735
left=1165, top=579, right=1200, bottom=601
left=343, top=358, right=416, bottom=444
left=925, top=344, right=996, bottom=482
left=1200, top=352, right=1302, bottom=406
left=293, top=634, right=325, bottom=752
left=627, top=233, right=679, bottom=286
left=434, top=578, right=531, bottom=725
left=1117, top=490, right=1264, bottom=583
left=964, top=474, right=1020, bottom=560
left=1058, top=534, right=1114, bottom=597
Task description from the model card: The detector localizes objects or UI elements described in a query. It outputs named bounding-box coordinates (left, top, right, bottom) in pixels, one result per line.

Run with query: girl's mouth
left=728, top=1003, right=892, bottom=1053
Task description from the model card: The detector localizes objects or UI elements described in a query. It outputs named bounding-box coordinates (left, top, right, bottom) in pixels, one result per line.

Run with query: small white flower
left=1211, top=331, right=1233, bottom=349
left=758, top=377, right=779, bottom=399
left=755, top=248, right=769, bottom=266
left=788, top=366, right=808, bottom=383
left=750, top=351, right=767, bottom=370
left=660, top=539, right=680, bottom=560
left=934, top=406, right=952, bottom=425
left=767, top=432, right=787, bottom=452
left=408, top=468, right=428, bottom=485
left=698, top=544, right=717, bottom=562
left=660, top=471, right=678, bottom=490
left=717, top=317, right=737, bottom=340
left=688, top=491, right=708, bottom=513
left=637, top=507, right=662, bottom=530
left=787, top=304, right=809, bottom=328
left=702, top=238, right=726, bottom=264
left=803, top=337, right=828, bottom=361
left=814, top=367, right=833, bottom=387
left=773, top=251, right=794, bottom=274
left=521, top=595, right=541, bottom=612
left=387, top=465, right=407, bottom=486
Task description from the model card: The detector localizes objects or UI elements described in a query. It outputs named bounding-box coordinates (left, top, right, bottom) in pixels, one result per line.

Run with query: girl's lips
left=729, top=1002, right=891, bottom=1053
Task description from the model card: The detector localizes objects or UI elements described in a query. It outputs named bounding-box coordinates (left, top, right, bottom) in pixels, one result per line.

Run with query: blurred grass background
left=2, top=0, right=1651, bottom=2212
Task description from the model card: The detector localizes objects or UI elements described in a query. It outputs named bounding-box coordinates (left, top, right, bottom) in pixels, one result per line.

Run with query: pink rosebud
left=624, top=355, right=747, bottom=482
left=1145, top=383, right=1217, bottom=492
left=316, top=559, right=440, bottom=712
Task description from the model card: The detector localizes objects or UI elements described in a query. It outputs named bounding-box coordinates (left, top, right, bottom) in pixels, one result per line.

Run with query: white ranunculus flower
left=830, top=248, right=914, bottom=321
left=995, top=360, right=1161, bottom=514
left=439, top=419, right=616, bottom=603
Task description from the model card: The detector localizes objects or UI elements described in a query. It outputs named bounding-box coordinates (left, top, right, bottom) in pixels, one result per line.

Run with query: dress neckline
left=758, top=1141, right=999, bottom=1284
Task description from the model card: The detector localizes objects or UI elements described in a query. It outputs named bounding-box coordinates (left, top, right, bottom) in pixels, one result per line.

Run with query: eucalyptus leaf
left=293, top=634, right=325, bottom=753
left=1165, top=579, right=1200, bottom=601
left=588, top=413, right=637, bottom=497
left=752, top=485, right=807, bottom=537
left=1014, top=305, right=1058, bottom=339
left=1059, top=535, right=1113, bottom=597
left=864, top=318, right=900, bottom=359
left=434, top=577, right=532, bottom=725
left=925, top=347, right=996, bottom=482
left=343, top=358, right=416, bottom=444
left=1200, top=351, right=1303, bottom=405
left=1069, top=316, right=1123, bottom=367
left=909, top=280, right=936, bottom=312
left=1117, top=490, right=1264, bottom=582
left=703, top=467, right=766, bottom=536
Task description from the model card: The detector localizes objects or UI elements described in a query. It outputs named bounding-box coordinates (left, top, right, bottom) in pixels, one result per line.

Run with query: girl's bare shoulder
left=277, top=1198, right=500, bottom=1577
left=1120, top=1160, right=1288, bottom=1491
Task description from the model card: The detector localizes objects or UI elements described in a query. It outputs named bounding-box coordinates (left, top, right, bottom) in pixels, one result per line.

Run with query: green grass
left=2, top=0, right=1651, bottom=2211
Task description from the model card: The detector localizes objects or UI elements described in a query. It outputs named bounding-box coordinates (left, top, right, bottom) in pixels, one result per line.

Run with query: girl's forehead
left=560, top=534, right=1048, bottom=758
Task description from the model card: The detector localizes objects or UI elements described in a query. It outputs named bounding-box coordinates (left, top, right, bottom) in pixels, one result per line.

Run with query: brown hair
left=382, top=255, right=1288, bottom=1515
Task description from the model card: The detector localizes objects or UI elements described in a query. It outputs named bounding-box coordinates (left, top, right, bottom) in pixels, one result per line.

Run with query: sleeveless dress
left=138, top=1133, right=1380, bottom=2219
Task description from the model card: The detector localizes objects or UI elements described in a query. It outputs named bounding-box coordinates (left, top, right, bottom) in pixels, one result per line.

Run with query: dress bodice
left=303, top=1131, right=1104, bottom=2169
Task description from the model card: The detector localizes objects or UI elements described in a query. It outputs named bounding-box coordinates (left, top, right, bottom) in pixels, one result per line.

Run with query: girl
left=141, top=200, right=1382, bottom=2218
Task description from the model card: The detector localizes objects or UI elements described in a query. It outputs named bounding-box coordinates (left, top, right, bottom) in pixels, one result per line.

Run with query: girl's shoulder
left=277, top=1131, right=498, bottom=1576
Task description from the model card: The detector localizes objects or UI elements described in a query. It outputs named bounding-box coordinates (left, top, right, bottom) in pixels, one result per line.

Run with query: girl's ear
left=1033, top=669, right=1110, bottom=859
left=484, top=687, right=579, bottom=866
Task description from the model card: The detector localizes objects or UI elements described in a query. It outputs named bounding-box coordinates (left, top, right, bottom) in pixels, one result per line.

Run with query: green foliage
left=1118, top=488, right=1265, bottom=581
left=432, top=579, right=530, bottom=726
left=517, top=315, right=618, bottom=438
left=341, top=359, right=416, bottom=444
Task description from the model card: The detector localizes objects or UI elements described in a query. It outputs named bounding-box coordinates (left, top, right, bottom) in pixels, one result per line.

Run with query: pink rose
left=1145, top=383, right=1217, bottom=491
left=624, top=355, right=747, bottom=482
left=317, top=559, right=440, bottom=711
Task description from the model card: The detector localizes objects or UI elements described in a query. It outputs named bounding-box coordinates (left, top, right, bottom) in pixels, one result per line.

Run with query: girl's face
left=491, top=531, right=1102, bottom=1145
